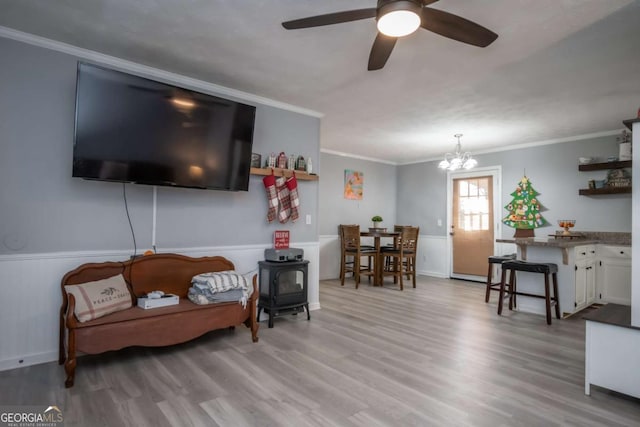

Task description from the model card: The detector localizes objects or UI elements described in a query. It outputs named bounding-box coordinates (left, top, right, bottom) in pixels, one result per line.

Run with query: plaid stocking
left=286, top=174, right=300, bottom=222
left=262, top=174, right=278, bottom=223
left=276, top=176, right=291, bottom=223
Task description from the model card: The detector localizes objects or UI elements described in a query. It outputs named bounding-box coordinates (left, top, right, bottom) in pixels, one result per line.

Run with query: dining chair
left=380, top=227, right=409, bottom=290
left=400, top=226, right=420, bottom=288
left=382, top=226, right=420, bottom=289
left=339, top=225, right=376, bottom=288
left=383, top=225, right=412, bottom=265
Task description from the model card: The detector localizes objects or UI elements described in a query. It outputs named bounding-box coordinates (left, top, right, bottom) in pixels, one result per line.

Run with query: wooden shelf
left=578, top=187, right=631, bottom=196
left=578, top=160, right=631, bottom=171
left=250, top=167, right=319, bottom=181
left=623, top=117, right=640, bottom=130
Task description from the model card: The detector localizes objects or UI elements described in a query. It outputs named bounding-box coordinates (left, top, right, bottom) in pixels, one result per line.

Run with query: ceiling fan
left=282, top=0, right=498, bottom=70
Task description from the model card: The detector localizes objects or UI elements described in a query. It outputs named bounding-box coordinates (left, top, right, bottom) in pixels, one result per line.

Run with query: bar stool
left=485, top=254, right=516, bottom=303
left=498, top=260, right=561, bottom=325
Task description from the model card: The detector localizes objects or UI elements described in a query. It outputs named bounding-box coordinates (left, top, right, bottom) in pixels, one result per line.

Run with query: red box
left=274, top=230, right=290, bottom=249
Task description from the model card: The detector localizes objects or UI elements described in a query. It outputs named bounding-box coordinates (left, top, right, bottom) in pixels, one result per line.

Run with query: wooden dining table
left=360, top=229, right=400, bottom=286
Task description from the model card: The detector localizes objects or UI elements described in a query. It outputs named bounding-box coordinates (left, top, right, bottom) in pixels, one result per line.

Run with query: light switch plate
left=306, top=214, right=312, bottom=225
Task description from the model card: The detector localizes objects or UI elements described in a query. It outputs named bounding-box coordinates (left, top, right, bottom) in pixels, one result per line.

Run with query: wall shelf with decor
left=622, top=117, right=640, bottom=130
left=250, top=167, right=319, bottom=181
left=578, top=160, right=631, bottom=172
left=579, top=187, right=631, bottom=196
left=578, top=161, right=631, bottom=196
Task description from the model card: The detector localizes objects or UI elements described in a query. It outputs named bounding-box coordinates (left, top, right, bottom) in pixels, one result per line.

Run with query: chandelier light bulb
left=377, top=10, right=421, bottom=37
left=463, top=158, right=478, bottom=169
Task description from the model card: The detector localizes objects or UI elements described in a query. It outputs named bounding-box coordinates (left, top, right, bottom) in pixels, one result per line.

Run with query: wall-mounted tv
left=73, top=62, right=256, bottom=191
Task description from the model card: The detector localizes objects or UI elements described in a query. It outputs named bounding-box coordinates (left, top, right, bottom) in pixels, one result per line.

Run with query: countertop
left=497, top=231, right=631, bottom=247
left=497, top=232, right=631, bottom=264
left=496, top=237, right=600, bottom=248
left=583, top=304, right=639, bottom=331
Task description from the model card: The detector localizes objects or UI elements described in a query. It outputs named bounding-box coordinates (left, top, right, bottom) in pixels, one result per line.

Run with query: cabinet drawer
left=575, top=245, right=596, bottom=260
left=598, top=245, right=631, bottom=259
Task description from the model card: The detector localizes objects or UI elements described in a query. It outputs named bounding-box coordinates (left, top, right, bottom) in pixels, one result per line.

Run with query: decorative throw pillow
left=64, top=274, right=132, bottom=322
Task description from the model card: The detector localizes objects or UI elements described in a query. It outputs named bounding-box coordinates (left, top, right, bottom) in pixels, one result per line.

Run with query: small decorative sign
left=277, top=152, right=288, bottom=169
left=274, top=230, right=290, bottom=249
left=251, top=153, right=262, bottom=168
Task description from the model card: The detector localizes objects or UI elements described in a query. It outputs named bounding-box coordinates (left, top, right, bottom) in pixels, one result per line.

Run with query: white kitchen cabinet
left=575, top=245, right=596, bottom=312
left=597, top=245, right=631, bottom=305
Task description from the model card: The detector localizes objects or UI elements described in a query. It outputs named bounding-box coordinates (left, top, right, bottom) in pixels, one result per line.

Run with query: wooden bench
left=58, top=253, right=259, bottom=387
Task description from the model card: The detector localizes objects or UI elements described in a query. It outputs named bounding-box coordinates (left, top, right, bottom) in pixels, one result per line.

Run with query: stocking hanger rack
left=250, top=167, right=319, bottom=181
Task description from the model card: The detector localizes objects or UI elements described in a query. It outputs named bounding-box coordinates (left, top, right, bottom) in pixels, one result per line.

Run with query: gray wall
left=319, top=153, right=396, bottom=235
left=0, top=37, right=320, bottom=254
left=397, top=135, right=632, bottom=236
left=396, top=163, right=447, bottom=235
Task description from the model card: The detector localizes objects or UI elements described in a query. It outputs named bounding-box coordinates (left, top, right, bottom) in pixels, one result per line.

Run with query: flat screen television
left=73, top=62, right=256, bottom=191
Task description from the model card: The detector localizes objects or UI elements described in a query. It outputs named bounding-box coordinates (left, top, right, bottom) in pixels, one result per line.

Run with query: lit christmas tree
left=502, top=176, right=549, bottom=237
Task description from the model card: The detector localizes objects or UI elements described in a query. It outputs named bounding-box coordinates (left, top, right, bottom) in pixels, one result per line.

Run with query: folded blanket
left=188, top=287, right=245, bottom=305
left=189, top=270, right=253, bottom=307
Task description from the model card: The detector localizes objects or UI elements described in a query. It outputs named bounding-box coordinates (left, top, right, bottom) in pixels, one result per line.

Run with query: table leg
left=375, top=237, right=382, bottom=286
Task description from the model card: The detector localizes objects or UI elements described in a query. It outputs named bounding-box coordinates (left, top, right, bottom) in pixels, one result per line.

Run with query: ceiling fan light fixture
left=377, top=1, right=422, bottom=37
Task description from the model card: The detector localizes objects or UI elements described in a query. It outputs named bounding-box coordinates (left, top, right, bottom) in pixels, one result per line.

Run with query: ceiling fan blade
left=368, top=33, right=397, bottom=71
left=421, top=8, right=498, bottom=47
left=422, top=0, right=439, bottom=5
left=282, top=8, right=377, bottom=29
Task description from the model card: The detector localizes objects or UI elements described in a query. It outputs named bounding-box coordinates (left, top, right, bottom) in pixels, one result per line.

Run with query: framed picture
left=250, top=153, right=262, bottom=168
left=344, top=169, right=363, bottom=200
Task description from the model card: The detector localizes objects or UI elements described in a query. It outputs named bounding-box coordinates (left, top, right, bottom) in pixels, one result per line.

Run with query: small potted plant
left=371, top=215, right=383, bottom=229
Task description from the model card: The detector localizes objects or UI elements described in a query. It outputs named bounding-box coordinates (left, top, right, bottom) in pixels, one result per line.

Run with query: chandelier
left=437, top=134, right=478, bottom=171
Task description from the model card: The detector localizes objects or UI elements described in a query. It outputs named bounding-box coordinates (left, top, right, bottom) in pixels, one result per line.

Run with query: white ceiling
left=1, top=0, right=639, bottom=164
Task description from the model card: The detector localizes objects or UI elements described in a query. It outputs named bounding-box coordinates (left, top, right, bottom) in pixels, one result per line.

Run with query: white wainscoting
left=319, top=234, right=449, bottom=280
left=0, top=242, right=320, bottom=372
left=319, top=235, right=341, bottom=280
left=417, top=235, right=449, bottom=278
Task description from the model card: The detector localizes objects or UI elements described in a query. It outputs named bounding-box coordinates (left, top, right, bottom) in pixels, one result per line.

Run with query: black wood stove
left=257, top=259, right=310, bottom=328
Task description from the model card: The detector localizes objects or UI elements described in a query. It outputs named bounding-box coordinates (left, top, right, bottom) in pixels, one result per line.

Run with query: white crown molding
left=0, top=26, right=323, bottom=119
left=320, top=149, right=397, bottom=165
left=322, top=128, right=621, bottom=166
left=399, top=129, right=623, bottom=166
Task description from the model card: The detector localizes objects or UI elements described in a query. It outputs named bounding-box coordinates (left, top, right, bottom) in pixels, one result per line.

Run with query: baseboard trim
left=418, top=270, right=449, bottom=279
left=0, top=351, right=59, bottom=372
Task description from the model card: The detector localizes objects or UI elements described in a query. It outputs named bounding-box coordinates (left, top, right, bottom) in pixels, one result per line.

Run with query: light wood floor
left=2, top=276, right=640, bottom=426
